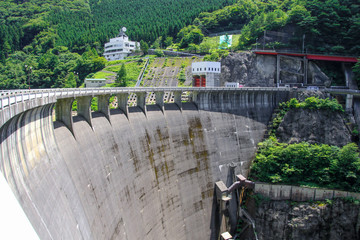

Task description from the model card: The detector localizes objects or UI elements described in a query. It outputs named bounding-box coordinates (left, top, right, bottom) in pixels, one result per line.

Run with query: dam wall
left=1, top=88, right=289, bottom=239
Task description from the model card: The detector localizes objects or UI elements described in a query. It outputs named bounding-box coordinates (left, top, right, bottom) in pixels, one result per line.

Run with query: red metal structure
left=254, top=51, right=358, bottom=63
left=201, top=75, right=206, bottom=87
left=193, top=76, right=200, bottom=87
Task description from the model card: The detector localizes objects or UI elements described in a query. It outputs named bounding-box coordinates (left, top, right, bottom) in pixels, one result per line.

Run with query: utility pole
left=263, top=30, right=266, bottom=50
left=25, top=65, right=32, bottom=90
left=302, top=34, right=305, bottom=54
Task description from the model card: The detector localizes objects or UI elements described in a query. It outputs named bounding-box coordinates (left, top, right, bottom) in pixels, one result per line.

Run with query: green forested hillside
left=0, top=0, right=359, bottom=90
left=88, top=0, right=236, bottom=43
left=0, top=0, right=235, bottom=89
left=0, top=0, right=236, bottom=57
left=178, top=0, right=359, bottom=55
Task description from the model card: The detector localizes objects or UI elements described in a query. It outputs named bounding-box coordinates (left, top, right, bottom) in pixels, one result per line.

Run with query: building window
left=204, top=68, right=206, bottom=71
left=197, top=68, right=199, bottom=71
left=200, top=68, right=202, bottom=71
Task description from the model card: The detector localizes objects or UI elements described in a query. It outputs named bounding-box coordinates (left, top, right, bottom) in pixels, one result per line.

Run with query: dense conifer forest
left=0, top=0, right=236, bottom=57
left=0, top=0, right=359, bottom=89
left=0, top=0, right=235, bottom=89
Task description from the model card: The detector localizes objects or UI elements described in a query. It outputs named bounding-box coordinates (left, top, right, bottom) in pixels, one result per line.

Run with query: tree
left=154, top=49, right=164, bottom=57
left=353, top=60, right=360, bottom=87
left=151, top=36, right=162, bottom=49
left=187, top=43, right=199, bottom=53
left=288, top=5, right=311, bottom=24
left=116, top=63, right=127, bottom=87
left=140, top=40, right=149, bottom=55
left=164, top=37, right=173, bottom=48
left=63, top=72, right=77, bottom=88
left=178, top=25, right=204, bottom=48
left=3, top=41, right=11, bottom=58
left=199, top=41, right=212, bottom=54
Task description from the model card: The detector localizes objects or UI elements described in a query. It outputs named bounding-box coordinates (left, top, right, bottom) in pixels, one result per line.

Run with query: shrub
left=270, top=97, right=343, bottom=136
left=250, top=138, right=360, bottom=192
left=154, top=49, right=164, bottom=57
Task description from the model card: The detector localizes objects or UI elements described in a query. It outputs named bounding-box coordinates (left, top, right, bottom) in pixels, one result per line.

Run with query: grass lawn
left=90, top=58, right=146, bottom=87
left=92, top=71, right=115, bottom=79
left=106, top=59, right=132, bottom=66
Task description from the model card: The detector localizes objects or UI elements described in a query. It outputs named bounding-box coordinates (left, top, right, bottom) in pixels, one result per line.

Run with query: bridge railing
left=3, top=86, right=360, bottom=111
left=0, top=90, right=56, bottom=109
left=3, top=86, right=360, bottom=135
left=0, top=87, right=295, bottom=110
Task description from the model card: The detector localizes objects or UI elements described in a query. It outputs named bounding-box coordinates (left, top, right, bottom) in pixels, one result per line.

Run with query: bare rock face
left=308, top=62, right=331, bottom=86
left=220, top=52, right=330, bottom=86
left=276, top=108, right=352, bottom=147
left=252, top=199, right=360, bottom=240
left=220, top=52, right=276, bottom=87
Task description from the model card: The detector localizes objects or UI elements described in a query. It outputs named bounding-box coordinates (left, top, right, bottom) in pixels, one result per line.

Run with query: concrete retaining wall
left=255, top=183, right=360, bottom=201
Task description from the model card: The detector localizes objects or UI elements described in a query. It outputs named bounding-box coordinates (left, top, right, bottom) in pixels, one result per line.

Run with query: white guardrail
left=3, top=86, right=359, bottom=111
left=0, top=87, right=294, bottom=111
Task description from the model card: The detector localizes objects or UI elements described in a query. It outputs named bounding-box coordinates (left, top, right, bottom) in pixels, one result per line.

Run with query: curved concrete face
left=0, top=91, right=285, bottom=239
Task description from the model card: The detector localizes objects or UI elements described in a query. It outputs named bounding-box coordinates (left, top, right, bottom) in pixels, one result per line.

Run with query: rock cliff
left=220, top=52, right=330, bottom=86
left=221, top=52, right=276, bottom=87
left=276, top=108, right=352, bottom=147
left=247, top=93, right=358, bottom=240
left=248, top=198, right=360, bottom=240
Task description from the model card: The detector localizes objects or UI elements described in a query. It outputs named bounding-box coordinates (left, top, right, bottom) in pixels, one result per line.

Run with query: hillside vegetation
left=0, top=0, right=359, bottom=89
left=0, top=0, right=235, bottom=89
left=0, top=0, right=236, bottom=58
left=250, top=97, right=360, bottom=192
left=176, top=0, right=359, bottom=56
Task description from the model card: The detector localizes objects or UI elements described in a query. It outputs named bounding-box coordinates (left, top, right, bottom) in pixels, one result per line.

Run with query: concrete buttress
left=173, top=91, right=182, bottom=111
left=55, top=98, right=74, bottom=135
left=97, top=94, right=111, bottom=123
left=117, top=93, right=129, bottom=118
left=155, top=91, right=165, bottom=113
left=77, top=96, right=93, bottom=128
left=136, top=92, right=147, bottom=115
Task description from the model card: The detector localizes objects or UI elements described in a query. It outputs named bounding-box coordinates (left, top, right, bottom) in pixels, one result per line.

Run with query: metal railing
left=2, top=86, right=359, bottom=111
left=0, top=87, right=296, bottom=110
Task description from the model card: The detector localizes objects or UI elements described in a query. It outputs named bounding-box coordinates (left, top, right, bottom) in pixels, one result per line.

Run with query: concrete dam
left=0, top=87, right=296, bottom=239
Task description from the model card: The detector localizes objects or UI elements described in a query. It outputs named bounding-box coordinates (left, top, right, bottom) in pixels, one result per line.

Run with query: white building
left=192, top=62, right=221, bottom=87
left=225, top=82, right=243, bottom=88
left=103, top=27, right=140, bottom=61
left=84, top=79, right=107, bottom=88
